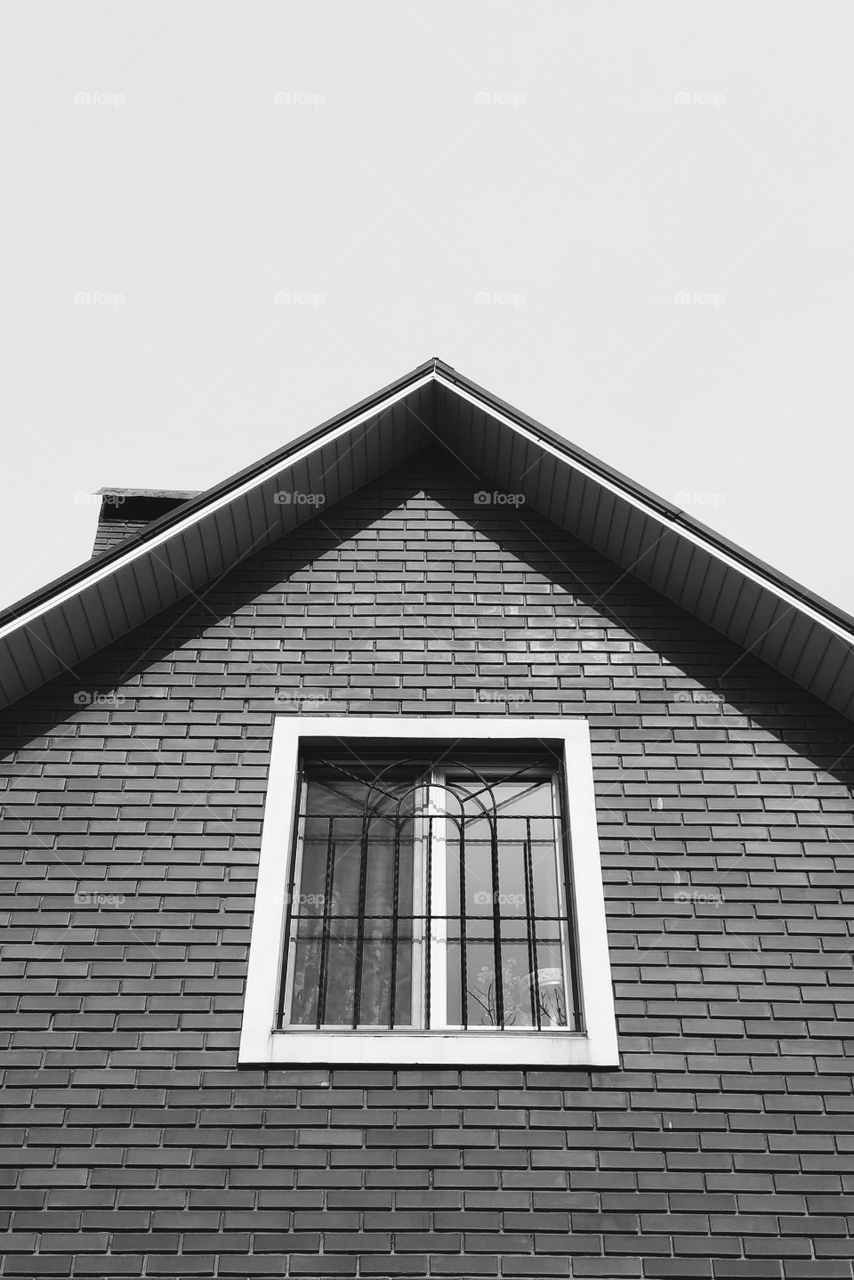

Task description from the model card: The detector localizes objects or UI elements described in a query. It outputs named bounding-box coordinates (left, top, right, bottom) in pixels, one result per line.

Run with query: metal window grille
left=278, top=749, right=578, bottom=1032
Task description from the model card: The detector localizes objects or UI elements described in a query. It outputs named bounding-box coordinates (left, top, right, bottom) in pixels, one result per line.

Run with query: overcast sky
left=2, top=1, right=853, bottom=615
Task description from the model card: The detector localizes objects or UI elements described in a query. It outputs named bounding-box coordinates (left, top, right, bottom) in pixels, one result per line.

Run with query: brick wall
left=1, top=446, right=853, bottom=1279
left=91, top=515, right=155, bottom=556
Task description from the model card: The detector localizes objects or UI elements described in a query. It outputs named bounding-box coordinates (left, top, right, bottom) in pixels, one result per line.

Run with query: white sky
left=1, top=1, right=853, bottom=615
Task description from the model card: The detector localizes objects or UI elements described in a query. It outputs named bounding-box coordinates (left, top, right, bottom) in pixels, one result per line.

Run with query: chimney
left=92, top=489, right=200, bottom=556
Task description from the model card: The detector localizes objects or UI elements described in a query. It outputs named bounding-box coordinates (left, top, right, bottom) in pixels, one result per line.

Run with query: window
left=240, top=719, right=618, bottom=1067
left=282, top=750, right=576, bottom=1032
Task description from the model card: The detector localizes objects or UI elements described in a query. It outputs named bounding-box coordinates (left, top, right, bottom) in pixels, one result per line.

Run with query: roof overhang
left=2, top=357, right=853, bottom=719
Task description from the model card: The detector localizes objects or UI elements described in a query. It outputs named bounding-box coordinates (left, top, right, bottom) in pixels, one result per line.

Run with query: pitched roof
left=2, top=357, right=853, bottom=718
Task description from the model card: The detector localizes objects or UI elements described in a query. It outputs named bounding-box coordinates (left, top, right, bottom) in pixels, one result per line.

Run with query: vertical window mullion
left=411, top=792, right=425, bottom=1030
left=490, top=814, right=504, bottom=1029
left=552, top=773, right=576, bottom=1030
left=523, top=816, right=541, bottom=1031
left=279, top=774, right=307, bottom=1027
left=424, top=799, right=432, bottom=1031
left=429, top=770, right=448, bottom=1030
left=389, top=816, right=401, bottom=1030
left=459, top=815, right=467, bottom=1030
left=351, top=814, right=370, bottom=1029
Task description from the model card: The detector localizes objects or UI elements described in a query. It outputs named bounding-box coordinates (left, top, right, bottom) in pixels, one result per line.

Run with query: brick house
left=1, top=356, right=853, bottom=1278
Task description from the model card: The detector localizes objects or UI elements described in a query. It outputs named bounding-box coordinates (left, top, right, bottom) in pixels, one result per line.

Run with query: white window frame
left=239, top=717, right=618, bottom=1067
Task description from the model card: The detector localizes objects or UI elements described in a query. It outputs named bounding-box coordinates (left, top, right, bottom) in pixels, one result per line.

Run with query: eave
left=1, top=357, right=852, bottom=720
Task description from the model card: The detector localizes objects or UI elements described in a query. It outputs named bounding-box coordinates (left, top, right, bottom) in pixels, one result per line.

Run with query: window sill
left=238, top=1028, right=619, bottom=1068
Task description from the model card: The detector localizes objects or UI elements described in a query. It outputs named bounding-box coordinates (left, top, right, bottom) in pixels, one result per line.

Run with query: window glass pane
left=446, top=832, right=494, bottom=918
left=500, top=937, right=538, bottom=1027
left=531, top=940, right=570, bottom=1027
left=446, top=931, right=462, bottom=1027
left=497, top=841, right=527, bottom=917
left=359, top=927, right=391, bottom=1026
left=285, top=761, right=419, bottom=1028
left=530, top=838, right=559, bottom=911
left=357, top=911, right=413, bottom=1028
left=296, top=839, right=330, bottom=914
left=289, top=919, right=320, bottom=1025
left=465, top=937, right=500, bottom=1027
left=393, top=931, right=414, bottom=1027
left=323, top=926, right=357, bottom=1024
